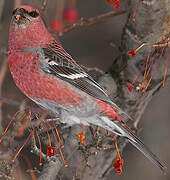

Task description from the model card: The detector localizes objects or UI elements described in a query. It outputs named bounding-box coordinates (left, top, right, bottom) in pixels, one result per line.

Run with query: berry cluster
left=50, top=0, right=79, bottom=32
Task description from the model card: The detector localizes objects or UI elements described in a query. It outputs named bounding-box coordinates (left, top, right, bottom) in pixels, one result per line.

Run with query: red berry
left=113, top=0, right=120, bottom=11
left=107, top=0, right=120, bottom=11
left=127, top=50, right=136, bottom=57
left=50, top=18, right=63, bottom=32
left=64, top=8, right=79, bottom=23
left=47, top=146, right=56, bottom=157
left=125, top=82, right=133, bottom=92
left=107, top=0, right=114, bottom=4
left=113, top=158, right=124, bottom=174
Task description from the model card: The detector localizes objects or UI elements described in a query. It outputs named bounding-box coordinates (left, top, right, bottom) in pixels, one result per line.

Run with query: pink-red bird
left=8, top=5, right=166, bottom=172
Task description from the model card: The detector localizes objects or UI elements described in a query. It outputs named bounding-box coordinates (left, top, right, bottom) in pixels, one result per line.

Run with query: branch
left=57, top=10, right=126, bottom=36
left=0, top=0, right=4, bottom=22
left=41, top=0, right=49, bottom=11
left=0, top=58, right=8, bottom=131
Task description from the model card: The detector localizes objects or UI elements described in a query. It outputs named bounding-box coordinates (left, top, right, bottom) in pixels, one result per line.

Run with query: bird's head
left=9, top=5, right=53, bottom=50
left=12, top=5, right=40, bottom=26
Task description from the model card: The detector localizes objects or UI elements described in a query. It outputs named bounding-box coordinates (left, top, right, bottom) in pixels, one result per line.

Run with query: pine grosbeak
left=8, top=5, right=166, bottom=172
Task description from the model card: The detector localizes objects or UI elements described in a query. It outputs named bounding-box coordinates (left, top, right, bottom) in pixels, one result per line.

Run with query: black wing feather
left=41, top=46, right=113, bottom=103
left=39, top=43, right=131, bottom=119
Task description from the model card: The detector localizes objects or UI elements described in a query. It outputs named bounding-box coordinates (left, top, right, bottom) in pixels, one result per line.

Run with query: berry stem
left=132, top=0, right=140, bottom=22
left=56, top=0, right=64, bottom=20
left=131, top=48, right=155, bottom=85
left=52, top=120, right=64, bottom=148
left=35, top=129, right=42, bottom=166
left=69, top=0, right=76, bottom=8
left=47, top=122, right=67, bottom=167
left=12, top=131, right=33, bottom=162
left=162, top=48, right=169, bottom=88
left=43, top=121, right=52, bottom=147
left=143, top=48, right=160, bottom=83
left=0, top=111, right=19, bottom=143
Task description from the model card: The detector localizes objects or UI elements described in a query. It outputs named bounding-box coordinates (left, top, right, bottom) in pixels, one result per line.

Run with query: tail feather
left=115, top=121, right=167, bottom=173
left=89, top=117, right=167, bottom=173
left=107, top=100, right=133, bottom=121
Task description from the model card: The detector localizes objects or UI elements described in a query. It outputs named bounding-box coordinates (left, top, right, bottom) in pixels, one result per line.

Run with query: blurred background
left=0, top=0, right=169, bottom=179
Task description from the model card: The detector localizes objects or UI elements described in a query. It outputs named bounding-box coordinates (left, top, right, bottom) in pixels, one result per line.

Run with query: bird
left=8, top=5, right=166, bottom=173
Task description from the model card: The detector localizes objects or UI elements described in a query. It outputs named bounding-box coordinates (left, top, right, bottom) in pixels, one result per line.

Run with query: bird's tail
left=89, top=116, right=167, bottom=173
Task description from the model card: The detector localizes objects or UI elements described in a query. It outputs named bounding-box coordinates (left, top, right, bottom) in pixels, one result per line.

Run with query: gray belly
left=31, top=97, right=99, bottom=126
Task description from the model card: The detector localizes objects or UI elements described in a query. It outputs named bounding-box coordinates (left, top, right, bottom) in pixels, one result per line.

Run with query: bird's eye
left=28, top=11, right=39, bottom=18
left=12, top=8, right=26, bottom=15
left=12, top=8, right=18, bottom=15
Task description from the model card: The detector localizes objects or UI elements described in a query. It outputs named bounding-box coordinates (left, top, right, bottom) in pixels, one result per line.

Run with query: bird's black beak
left=12, top=8, right=27, bottom=24
left=14, top=14, right=21, bottom=23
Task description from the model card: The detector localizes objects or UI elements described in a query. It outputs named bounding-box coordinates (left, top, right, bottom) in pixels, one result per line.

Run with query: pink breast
left=8, top=52, right=83, bottom=107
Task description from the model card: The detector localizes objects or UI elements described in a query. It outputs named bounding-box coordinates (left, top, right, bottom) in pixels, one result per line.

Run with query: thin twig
left=31, top=132, right=49, bottom=162
left=41, top=0, right=49, bottom=11
left=57, top=10, right=126, bottom=36
left=0, top=0, right=4, bottom=22
left=0, top=58, right=8, bottom=131
left=0, top=59, right=8, bottom=94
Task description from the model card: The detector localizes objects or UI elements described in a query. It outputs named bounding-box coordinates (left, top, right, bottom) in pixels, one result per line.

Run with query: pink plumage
left=8, top=5, right=166, bottom=173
